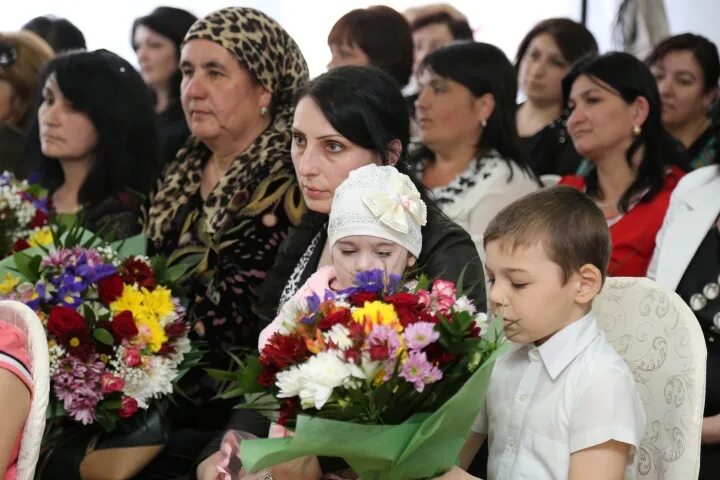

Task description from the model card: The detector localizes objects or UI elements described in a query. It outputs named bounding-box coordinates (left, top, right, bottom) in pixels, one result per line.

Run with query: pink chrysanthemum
left=400, top=351, right=443, bottom=392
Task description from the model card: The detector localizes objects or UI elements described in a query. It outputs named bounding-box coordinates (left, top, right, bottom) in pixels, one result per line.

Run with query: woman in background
left=560, top=52, right=686, bottom=276
left=515, top=18, right=598, bottom=176
left=647, top=33, right=720, bottom=170
left=413, top=41, right=539, bottom=251
left=0, top=31, right=53, bottom=178
left=28, top=49, right=158, bottom=238
left=132, top=6, right=197, bottom=164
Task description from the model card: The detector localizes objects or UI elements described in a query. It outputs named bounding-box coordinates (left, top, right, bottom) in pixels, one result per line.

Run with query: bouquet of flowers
left=0, top=171, right=51, bottom=256
left=1, top=244, right=196, bottom=431
left=215, top=269, right=508, bottom=480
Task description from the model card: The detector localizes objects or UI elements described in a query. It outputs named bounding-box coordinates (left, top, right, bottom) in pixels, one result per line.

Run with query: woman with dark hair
left=29, top=49, right=158, bottom=239
left=515, top=18, right=598, bottom=176
left=22, top=15, right=86, bottom=53
left=327, top=6, right=413, bottom=88
left=196, top=65, right=485, bottom=480
left=132, top=6, right=197, bottom=164
left=0, top=31, right=53, bottom=178
left=413, top=41, right=539, bottom=251
left=559, top=52, right=686, bottom=277
left=649, top=162, right=720, bottom=479
left=647, top=33, right=720, bottom=170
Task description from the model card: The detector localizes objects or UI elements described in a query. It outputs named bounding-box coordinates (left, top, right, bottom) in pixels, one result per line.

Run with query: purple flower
left=354, top=269, right=386, bottom=293
left=52, top=353, right=106, bottom=425
left=403, top=322, right=440, bottom=350
left=400, top=351, right=443, bottom=393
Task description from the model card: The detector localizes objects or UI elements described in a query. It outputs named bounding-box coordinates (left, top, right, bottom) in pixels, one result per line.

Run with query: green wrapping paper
left=240, top=341, right=510, bottom=480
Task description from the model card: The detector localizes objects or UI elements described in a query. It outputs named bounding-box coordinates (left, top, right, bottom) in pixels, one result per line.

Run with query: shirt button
left=519, top=394, right=530, bottom=402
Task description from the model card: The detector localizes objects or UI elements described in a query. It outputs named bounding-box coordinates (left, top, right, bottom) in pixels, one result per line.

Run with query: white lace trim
left=278, top=230, right=323, bottom=310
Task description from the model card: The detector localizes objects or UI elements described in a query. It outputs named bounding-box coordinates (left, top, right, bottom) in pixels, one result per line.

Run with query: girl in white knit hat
left=258, top=162, right=427, bottom=350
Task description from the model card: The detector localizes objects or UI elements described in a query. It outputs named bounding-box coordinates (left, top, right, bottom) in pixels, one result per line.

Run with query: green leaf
left=12, top=252, right=41, bottom=283
left=206, top=368, right=239, bottom=382
left=164, top=263, right=190, bottom=282
left=93, top=328, right=115, bottom=346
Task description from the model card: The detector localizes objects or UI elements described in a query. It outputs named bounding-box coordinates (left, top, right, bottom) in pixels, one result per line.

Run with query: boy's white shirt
left=472, top=312, right=646, bottom=480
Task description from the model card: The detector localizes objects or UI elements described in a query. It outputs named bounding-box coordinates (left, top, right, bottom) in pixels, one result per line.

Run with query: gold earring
left=260, top=106, right=268, bottom=116
left=632, top=125, right=641, bottom=136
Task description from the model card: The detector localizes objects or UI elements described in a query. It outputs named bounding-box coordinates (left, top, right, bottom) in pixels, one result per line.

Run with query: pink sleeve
left=257, top=266, right=336, bottom=351
left=0, top=322, right=32, bottom=393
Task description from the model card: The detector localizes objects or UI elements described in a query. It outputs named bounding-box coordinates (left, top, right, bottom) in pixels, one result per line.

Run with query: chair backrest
left=0, top=300, right=49, bottom=480
left=593, top=277, right=706, bottom=480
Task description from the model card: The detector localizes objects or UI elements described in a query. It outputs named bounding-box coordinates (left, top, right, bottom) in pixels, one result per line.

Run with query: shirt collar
left=528, top=312, right=599, bottom=380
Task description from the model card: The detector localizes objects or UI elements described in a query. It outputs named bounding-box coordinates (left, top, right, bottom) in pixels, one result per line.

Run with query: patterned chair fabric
left=0, top=300, right=49, bottom=480
left=593, top=277, right=706, bottom=480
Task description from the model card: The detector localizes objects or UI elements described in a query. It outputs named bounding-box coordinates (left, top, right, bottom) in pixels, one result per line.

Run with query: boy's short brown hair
left=483, top=186, right=611, bottom=284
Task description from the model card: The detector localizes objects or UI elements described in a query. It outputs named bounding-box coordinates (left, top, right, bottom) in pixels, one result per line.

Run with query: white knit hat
left=328, top=164, right=427, bottom=257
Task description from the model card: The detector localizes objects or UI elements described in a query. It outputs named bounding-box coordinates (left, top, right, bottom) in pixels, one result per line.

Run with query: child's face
left=484, top=239, right=585, bottom=345
left=331, top=236, right=414, bottom=290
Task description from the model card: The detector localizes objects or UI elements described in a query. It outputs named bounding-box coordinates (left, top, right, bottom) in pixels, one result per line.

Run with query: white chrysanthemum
left=120, top=357, right=177, bottom=408
left=276, top=365, right=304, bottom=399
left=455, top=295, right=477, bottom=315
left=324, top=324, right=353, bottom=351
left=298, top=351, right=359, bottom=410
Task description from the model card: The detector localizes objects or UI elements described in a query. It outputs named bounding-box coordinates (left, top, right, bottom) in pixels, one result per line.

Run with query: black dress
left=686, top=123, right=720, bottom=170
left=676, top=225, right=720, bottom=480
left=0, top=123, right=27, bottom=179
left=517, top=108, right=582, bottom=177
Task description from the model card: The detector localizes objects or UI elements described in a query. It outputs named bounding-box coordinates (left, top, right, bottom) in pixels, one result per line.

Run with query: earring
left=260, top=106, right=268, bottom=116
left=481, top=119, right=487, bottom=128
left=632, top=125, right=641, bottom=136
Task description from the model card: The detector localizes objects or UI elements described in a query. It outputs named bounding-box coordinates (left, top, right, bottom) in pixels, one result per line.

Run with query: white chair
left=0, top=300, right=49, bottom=480
left=593, top=277, right=706, bottom=480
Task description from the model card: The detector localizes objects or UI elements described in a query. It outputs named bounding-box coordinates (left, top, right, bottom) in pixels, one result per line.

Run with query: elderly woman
left=143, top=8, right=308, bottom=476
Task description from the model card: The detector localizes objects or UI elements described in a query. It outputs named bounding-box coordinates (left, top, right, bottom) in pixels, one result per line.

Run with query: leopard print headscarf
left=146, top=7, right=308, bottom=243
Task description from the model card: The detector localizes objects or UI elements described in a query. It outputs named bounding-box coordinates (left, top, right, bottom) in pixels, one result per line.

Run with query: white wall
left=1, top=0, right=718, bottom=78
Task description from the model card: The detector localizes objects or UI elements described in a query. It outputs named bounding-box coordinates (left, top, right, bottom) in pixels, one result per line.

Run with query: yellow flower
left=135, top=314, right=168, bottom=352
left=142, top=286, right=174, bottom=321
left=352, top=301, right=401, bottom=332
left=28, top=227, right=53, bottom=247
left=110, top=284, right=145, bottom=317
left=0, top=273, right=20, bottom=295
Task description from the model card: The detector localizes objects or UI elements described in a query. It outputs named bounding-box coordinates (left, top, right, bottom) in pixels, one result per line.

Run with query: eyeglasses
left=0, top=43, right=18, bottom=68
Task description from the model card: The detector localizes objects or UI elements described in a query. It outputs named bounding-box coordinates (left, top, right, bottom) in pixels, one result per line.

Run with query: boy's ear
left=574, top=263, right=603, bottom=304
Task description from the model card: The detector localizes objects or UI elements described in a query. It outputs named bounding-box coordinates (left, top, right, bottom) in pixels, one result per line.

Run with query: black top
left=157, top=102, right=190, bottom=164
left=517, top=108, right=582, bottom=177
left=686, top=123, right=720, bottom=170
left=0, top=123, right=27, bottom=179
left=676, top=224, right=720, bottom=416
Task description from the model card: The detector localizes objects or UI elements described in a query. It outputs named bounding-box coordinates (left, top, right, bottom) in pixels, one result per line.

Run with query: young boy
left=439, top=186, right=645, bottom=480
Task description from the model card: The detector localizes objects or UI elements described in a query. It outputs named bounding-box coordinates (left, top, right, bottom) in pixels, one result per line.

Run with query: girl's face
left=291, top=96, right=382, bottom=214
left=518, top=33, right=570, bottom=105
left=331, top=235, right=414, bottom=289
left=651, top=49, right=716, bottom=132
left=38, top=74, right=99, bottom=161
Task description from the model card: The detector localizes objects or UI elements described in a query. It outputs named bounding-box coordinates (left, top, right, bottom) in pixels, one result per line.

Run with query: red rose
left=344, top=348, right=361, bottom=363
left=10, top=238, right=31, bottom=252
left=277, top=397, right=300, bottom=426
left=100, top=373, right=125, bottom=394
left=385, top=293, right=424, bottom=327
left=47, top=306, right=87, bottom=342
left=424, top=342, right=457, bottom=365
left=369, top=344, right=389, bottom=361
left=347, top=291, right=377, bottom=307
left=118, top=397, right=139, bottom=418
left=98, top=274, right=125, bottom=304
left=124, top=347, right=142, bottom=367
left=111, top=311, right=138, bottom=340
left=122, top=258, right=155, bottom=289
left=28, top=209, right=48, bottom=228
left=318, top=308, right=352, bottom=330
